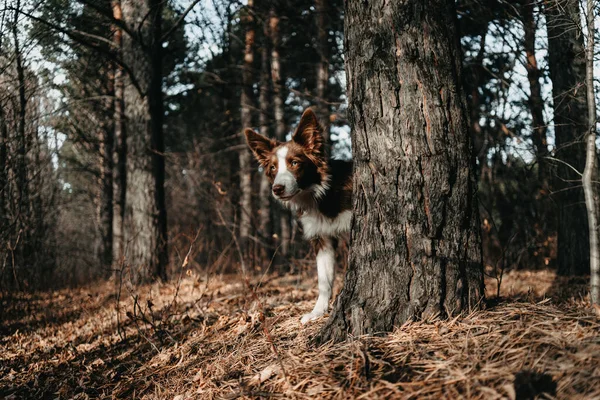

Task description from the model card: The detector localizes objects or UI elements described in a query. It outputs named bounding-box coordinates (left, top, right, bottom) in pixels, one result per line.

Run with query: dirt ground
left=1, top=268, right=599, bottom=399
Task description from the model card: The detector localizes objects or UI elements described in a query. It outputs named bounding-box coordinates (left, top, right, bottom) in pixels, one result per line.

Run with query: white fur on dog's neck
left=300, top=209, right=352, bottom=239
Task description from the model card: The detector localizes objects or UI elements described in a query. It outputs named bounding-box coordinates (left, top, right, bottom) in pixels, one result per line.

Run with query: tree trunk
left=269, top=7, right=291, bottom=257
left=544, top=0, right=589, bottom=275
left=239, top=0, right=255, bottom=260
left=258, top=5, right=272, bottom=262
left=112, top=0, right=127, bottom=269
left=318, top=0, right=484, bottom=342
left=121, top=0, right=168, bottom=283
left=12, top=0, right=32, bottom=284
left=522, top=2, right=548, bottom=185
left=315, top=0, right=330, bottom=144
left=0, top=105, right=7, bottom=222
left=97, top=97, right=114, bottom=275
left=583, top=0, right=599, bottom=304
left=13, top=0, right=28, bottom=220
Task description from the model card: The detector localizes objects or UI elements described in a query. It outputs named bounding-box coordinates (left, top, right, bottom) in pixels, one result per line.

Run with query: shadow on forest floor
left=1, top=269, right=598, bottom=399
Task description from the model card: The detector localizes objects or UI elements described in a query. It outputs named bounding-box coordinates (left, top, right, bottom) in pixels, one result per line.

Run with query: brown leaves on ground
left=1, top=270, right=599, bottom=399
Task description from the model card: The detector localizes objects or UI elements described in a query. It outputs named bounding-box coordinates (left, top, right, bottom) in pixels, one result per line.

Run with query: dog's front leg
left=301, top=238, right=335, bottom=324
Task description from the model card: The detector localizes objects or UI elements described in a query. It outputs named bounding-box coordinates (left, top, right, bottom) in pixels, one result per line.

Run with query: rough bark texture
left=239, top=0, right=255, bottom=258
left=583, top=0, right=599, bottom=304
left=544, top=0, right=589, bottom=276
left=112, top=0, right=127, bottom=268
left=319, top=0, right=484, bottom=342
left=269, top=8, right=291, bottom=257
left=122, top=0, right=168, bottom=283
left=522, top=2, right=548, bottom=185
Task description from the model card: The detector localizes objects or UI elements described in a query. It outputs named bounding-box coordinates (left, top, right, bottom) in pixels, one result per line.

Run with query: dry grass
left=1, top=269, right=599, bottom=399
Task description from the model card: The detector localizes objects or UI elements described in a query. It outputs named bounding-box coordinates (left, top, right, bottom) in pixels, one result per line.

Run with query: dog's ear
left=292, top=108, right=324, bottom=155
left=244, top=128, right=276, bottom=166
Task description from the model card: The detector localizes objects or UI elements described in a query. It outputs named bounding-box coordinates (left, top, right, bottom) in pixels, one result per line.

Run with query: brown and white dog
left=245, top=108, right=352, bottom=324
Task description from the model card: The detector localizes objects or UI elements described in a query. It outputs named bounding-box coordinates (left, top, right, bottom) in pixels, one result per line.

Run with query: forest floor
left=1, top=268, right=599, bottom=399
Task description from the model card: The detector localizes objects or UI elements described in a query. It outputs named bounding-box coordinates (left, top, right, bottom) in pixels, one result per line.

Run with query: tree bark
left=544, top=0, right=589, bottom=275
left=583, top=0, right=599, bottom=304
left=121, top=0, right=168, bottom=283
left=0, top=105, right=7, bottom=222
left=112, top=0, right=127, bottom=269
left=97, top=90, right=114, bottom=275
left=239, top=0, right=255, bottom=259
left=269, top=7, right=291, bottom=257
left=258, top=5, right=272, bottom=261
left=318, top=0, right=484, bottom=342
left=12, top=0, right=32, bottom=282
left=13, top=0, right=28, bottom=219
left=315, top=0, right=330, bottom=144
left=522, top=2, right=548, bottom=185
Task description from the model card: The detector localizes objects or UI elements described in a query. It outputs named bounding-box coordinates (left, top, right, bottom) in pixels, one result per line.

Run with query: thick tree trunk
left=121, top=0, right=168, bottom=283
left=522, top=2, right=548, bottom=185
left=544, top=0, right=589, bottom=275
left=112, top=0, right=127, bottom=268
left=315, top=0, right=330, bottom=144
left=269, top=8, right=291, bottom=257
left=239, top=0, right=255, bottom=259
left=258, top=6, right=272, bottom=262
left=319, top=0, right=484, bottom=342
left=583, top=0, right=599, bottom=304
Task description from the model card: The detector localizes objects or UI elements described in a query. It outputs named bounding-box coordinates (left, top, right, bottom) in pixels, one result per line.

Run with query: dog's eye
left=270, top=165, right=276, bottom=171
left=291, top=161, right=298, bottom=167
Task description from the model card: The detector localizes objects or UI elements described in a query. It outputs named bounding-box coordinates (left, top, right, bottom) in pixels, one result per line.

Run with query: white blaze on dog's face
left=244, top=108, right=329, bottom=202
left=272, top=146, right=299, bottom=199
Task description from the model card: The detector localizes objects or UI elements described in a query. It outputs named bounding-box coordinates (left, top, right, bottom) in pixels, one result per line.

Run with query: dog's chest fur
left=290, top=159, right=353, bottom=239
left=299, top=209, right=353, bottom=239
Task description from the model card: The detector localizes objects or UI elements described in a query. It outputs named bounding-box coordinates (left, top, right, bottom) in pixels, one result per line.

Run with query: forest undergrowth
left=1, top=269, right=599, bottom=399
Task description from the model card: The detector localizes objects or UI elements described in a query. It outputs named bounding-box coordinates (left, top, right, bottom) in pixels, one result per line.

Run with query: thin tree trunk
left=239, top=0, right=255, bottom=259
left=97, top=96, right=114, bottom=275
left=121, top=0, right=168, bottom=283
left=269, top=7, right=291, bottom=257
left=13, top=0, right=27, bottom=216
left=149, top=0, right=168, bottom=281
left=112, top=0, right=127, bottom=269
left=522, top=2, right=548, bottom=185
left=468, top=29, right=491, bottom=183
left=319, top=0, right=484, bottom=342
left=583, top=0, right=599, bottom=304
left=98, top=18, right=117, bottom=274
left=258, top=5, right=272, bottom=262
left=12, top=0, right=31, bottom=283
left=0, top=105, right=7, bottom=222
left=545, top=0, right=589, bottom=275
left=315, top=0, right=330, bottom=144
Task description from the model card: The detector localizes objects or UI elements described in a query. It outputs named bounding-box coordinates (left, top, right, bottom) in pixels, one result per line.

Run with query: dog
left=244, top=108, right=352, bottom=324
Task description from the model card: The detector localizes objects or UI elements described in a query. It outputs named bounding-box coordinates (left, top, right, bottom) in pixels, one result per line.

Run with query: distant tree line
left=0, top=0, right=599, bottom=299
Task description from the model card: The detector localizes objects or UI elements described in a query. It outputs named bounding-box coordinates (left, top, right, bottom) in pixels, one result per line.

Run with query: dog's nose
left=272, top=184, right=285, bottom=196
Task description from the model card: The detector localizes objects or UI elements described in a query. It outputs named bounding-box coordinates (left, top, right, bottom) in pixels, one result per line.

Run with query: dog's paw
left=300, top=310, right=325, bottom=324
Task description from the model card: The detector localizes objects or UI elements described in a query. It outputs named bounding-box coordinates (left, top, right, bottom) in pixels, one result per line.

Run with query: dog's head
left=244, top=108, right=329, bottom=202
